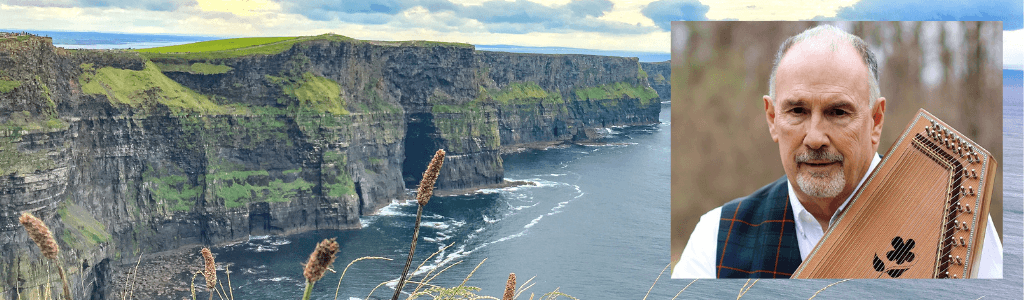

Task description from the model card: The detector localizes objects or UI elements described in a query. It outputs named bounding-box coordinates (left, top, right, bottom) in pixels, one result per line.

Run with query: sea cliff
left=0, top=33, right=659, bottom=299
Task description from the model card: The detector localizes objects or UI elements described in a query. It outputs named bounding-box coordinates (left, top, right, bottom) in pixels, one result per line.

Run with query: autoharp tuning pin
left=971, top=169, right=977, bottom=178
left=962, top=222, right=970, bottom=231
left=959, top=237, right=966, bottom=246
left=964, top=204, right=971, bottom=213
left=968, top=186, right=974, bottom=196
left=956, top=256, right=963, bottom=265
left=959, top=186, right=966, bottom=196
left=953, top=274, right=959, bottom=279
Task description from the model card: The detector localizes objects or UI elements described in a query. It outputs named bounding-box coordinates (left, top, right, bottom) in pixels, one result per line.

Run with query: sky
left=0, top=0, right=1021, bottom=69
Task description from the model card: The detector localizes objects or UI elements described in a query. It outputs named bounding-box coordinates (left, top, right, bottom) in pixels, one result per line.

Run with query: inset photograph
left=670, top=21, right=1003, bottom=279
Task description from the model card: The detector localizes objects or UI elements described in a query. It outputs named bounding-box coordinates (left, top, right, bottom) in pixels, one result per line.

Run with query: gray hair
left=768, top=24, right=880, bottom=108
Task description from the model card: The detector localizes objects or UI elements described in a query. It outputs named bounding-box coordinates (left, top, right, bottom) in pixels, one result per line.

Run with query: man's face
left=764, top=38, right=885, bottom=204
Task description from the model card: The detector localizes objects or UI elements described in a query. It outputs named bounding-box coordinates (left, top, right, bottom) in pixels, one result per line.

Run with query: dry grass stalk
left=19, top=213, right=59, bottom=260
left=513, top=276, right=536, bottom=300
left=19, top=212, right=70, bottom=300
left=393, top=149, right=445, bottom=300
left=189, top=271, right=203, bottom=300
left=807, top=279, right=849, bottom=300
left=332, top=256, right=392, bottom=300
left=670, top=279, right=697, bottom=300
left=408, top=242, right=456, bottom=297
left=643, top=263, right=671, bottom=300
left=458, top=258, right=487, bottom=288
left=736, top=278, right=758, bottom=300
left=417, top=149, right=445, bottom=206
left=412, top=260, right=464, bottom=298
left=502, top=273, right=516, bottom=300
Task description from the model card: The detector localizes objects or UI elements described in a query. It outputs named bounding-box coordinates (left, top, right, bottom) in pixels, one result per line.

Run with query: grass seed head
left=503, top=273, right=516, bottom=300
left=303, top=238, right=339, bottom=283
left=417, top=149, right=445, bottom=206
left=19, top=212, right=59, bottom=260
left=201, top=247, right=217, bottom=289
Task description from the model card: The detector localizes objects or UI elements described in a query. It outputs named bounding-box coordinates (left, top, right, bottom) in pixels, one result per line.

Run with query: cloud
left=3, top=0, right=196, bottom=10
left=641, top=0, right=710, bottom=31
left=275, top=0, right=649, bottom=35
left=835, top=0, right=1022, bottom=31
left=565, top=0, right=614, bottom=18
left=80, top=0, right=196, bottom=11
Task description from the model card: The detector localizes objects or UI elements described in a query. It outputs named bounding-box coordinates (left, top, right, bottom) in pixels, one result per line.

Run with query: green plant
left=302, top=238, right=339, bottom=300
left=393, top=149, right=446, bottom=300
left=0, top=79, right=20, bottom=93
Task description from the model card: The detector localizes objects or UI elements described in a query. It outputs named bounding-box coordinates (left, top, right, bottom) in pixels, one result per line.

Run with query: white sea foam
left=524, top=215, right=544, bottom=228
left=482, top=215, right=498, bottom=224
left=248, top=235, right=271, bottom=241
left=252, top=245, right=278, bottom=252
left=512, top=203, right=538, bottom=211
left=374, top=199, right=418, bottom=217
left=258, top=276, right=292, bottom=282
left=269, top=239, right=291, bottom=246
left=420, top=221, right=449, bottom=230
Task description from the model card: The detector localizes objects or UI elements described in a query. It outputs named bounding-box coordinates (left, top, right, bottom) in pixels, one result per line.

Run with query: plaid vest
left=715, top=176, right=802, bottom=278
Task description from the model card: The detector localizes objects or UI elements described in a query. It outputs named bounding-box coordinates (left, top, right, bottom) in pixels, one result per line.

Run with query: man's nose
left=803, top=113, right=830, bottom=149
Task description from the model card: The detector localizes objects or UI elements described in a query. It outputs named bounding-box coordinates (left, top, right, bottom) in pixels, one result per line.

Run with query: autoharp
left=792, top=109, right=996, bottom=279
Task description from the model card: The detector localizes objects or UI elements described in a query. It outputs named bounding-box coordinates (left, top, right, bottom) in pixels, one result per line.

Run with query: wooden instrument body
left=792, top=109, right=996, bottom=279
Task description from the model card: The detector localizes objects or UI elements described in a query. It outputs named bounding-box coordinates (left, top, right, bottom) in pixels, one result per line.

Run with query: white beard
left=796, top=168, right=845, bottom=198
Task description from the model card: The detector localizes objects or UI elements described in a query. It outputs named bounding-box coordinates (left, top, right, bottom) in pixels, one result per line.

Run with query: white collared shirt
left=672, top=154, right=1003, bottom=278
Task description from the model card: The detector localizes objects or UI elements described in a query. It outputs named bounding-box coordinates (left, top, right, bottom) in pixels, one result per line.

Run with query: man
left=672, top=24, right=1002, bottom=279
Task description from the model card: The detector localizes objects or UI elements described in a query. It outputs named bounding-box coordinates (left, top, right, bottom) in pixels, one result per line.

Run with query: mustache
left=796, top=148, right=844, bottom=163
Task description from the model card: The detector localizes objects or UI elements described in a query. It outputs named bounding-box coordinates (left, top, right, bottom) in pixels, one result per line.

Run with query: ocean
left=206, top=70, right=1022, bottom=300
left=206, top=100, right=672, bottom=300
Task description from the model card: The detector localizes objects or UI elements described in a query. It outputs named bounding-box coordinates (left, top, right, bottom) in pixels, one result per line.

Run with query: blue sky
left=0, top=0, right=1020, bottom=68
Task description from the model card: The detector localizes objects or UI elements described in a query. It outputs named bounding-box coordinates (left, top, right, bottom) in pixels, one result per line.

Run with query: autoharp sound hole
left=911, top=133, right=964, bottom=278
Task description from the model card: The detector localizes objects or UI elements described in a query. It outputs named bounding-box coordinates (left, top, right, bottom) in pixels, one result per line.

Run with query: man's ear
left=764, top=95, right=778, bottom=143
left=871, top=97, right=886, bottom=148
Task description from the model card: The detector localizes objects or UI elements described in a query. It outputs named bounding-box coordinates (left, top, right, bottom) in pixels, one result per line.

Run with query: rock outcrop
left=0, top=34, right=659, bottom=299
left=641, top=61, right=670, bottom=103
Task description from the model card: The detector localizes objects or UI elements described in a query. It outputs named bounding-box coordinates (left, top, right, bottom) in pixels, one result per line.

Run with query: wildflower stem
left=302, top=280, right=315, bottom=300
left=57, top=263, right=71, bottom=300
left=392, top=204, right=424, bottom=300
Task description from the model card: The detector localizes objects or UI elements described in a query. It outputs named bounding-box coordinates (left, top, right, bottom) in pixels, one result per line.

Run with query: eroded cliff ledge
left=0, top=33, right=659, bottom=299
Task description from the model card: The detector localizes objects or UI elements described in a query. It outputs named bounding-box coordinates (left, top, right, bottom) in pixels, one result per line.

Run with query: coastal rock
left=0, top=34, right=659, bottom=299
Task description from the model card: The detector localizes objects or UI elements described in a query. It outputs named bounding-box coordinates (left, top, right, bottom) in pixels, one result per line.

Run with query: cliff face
left=640, top=61, right=670, bottom=103
left=478, top=52, right=660, bottom=149
left=0, top=34, right=658, bottom=299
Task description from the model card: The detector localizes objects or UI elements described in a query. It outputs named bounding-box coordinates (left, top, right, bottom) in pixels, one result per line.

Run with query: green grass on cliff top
left=135, top=37, right=299, bottom=53
left=79, top=61, right=225, bottom=114
left=134, top=34, right=473, bottom=60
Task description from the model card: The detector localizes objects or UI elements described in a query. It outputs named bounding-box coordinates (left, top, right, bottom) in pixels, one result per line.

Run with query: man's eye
left=790, top=107, right=805, bottom=114
left=832, top=109, right=847, bottom=116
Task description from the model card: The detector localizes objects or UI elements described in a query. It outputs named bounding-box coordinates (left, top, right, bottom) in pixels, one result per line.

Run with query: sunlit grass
left=135, top=37, right=299, bottom=54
